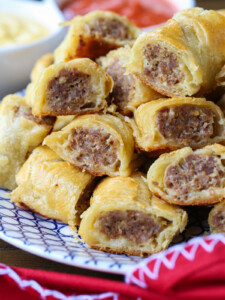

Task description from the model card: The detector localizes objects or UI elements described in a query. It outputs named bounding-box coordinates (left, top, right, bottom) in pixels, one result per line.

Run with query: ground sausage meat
left=88, top=18, right=131, bottom=40
left=68, top=127, right=119, bottom=173
left=164, top=154, right=225, bottom=200
left=211, top=210, right=225, bottom=233
left=143, top=44, right=184, bottom=86
left=156, top=105, right=214, bottom=146
left=46, top=68, right=94, bottom=114
left=14, top=105, right=55, bottom=126
left=106, top=59, right=135, bottom=111
left=98, top=210, right=164, bottom=244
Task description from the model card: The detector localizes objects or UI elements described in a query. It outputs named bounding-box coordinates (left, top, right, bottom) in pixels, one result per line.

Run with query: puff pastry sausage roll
left=128, top=8, right=225, bottom=97
left=44, top=114, right=135, bottom=177
left=0, top=95, right=54, bottom=190
left=54, top=10, right=141, bottom=62
left=97, top=47, right=161, bottom=115
left=208, top=200, right=225, bottom=234
left=11, top=146, right=97, bottom=226
left=79, top=173, right=187, bottom=256
left=132, top=97, right=225, bottom=152
left=147, top=144, right=225, bottom=206
left=30, top=58, right=113, bottom=117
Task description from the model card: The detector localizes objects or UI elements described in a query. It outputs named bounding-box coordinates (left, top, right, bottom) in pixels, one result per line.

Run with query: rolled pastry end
left=44, top=114, right=135, bottom=177
left=128, top=20, right=203, bottom=97
left=133, top=97, right=225, bottom=152
left=147, top=144, right=225, bottom=206
left=79, top=174, right=187, bottom=256
left=31, top=58, right=113, bottom=117
left=54, top=10, right=142, bottom=62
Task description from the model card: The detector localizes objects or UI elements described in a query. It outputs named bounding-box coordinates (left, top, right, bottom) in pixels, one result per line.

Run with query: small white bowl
left=0, top=0, right=66, bottom=98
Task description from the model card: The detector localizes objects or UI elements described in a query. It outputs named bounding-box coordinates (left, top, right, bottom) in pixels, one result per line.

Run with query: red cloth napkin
left=0, top=234, right=225, bottom=300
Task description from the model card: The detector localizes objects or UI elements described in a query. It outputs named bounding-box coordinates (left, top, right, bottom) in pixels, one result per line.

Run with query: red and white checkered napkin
left=0, top=234, right=225, bottom=300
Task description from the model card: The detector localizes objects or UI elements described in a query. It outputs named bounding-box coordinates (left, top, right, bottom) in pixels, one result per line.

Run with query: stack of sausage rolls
left=1, top=8, right=225, bottom=257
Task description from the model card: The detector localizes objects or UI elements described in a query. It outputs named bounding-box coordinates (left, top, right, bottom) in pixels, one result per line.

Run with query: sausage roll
left=11, top=146, right=97, bottom=226
left=132, top=97, right=225, bottom=152
left=0, top=95, right=54, bottom=190
left=128, top=8, right=225, bottom=97
left=44, top=114, right=135, bottom=177
left=147, top=144, right=225, bottom=206
left=79, top=173, right=187, bottom=256
left=208, top=199, right=225, bottom=234
left=97, top=47, right=161, bottom=115
left=30, top=58, right=113, bottom=117
left=54, top=10, right=141, bottom=62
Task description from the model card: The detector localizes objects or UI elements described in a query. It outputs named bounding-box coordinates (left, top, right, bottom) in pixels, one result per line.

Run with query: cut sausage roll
left=79, top=173, right=187, bottom=256
left=0, top=95, right=55, bottom=190
left=54, top=10, right=141, bottom=62
left=147, top=144, right=225, bottom=206
left=44, top=114, right=135, bottom=177
left=30, top=58, right=113, bottom=117
left=97, top=47, right=161, bottom=115
left=11, top=146, right=97, bottom=226
left=208, top=199, right=225, bottom=234
left=128, top=8, right=225, bottom=97
left=132, top=97, right=225, bottom=152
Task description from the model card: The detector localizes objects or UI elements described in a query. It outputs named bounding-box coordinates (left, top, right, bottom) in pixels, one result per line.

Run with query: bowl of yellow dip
left=0, top=0, right=65, bottom=98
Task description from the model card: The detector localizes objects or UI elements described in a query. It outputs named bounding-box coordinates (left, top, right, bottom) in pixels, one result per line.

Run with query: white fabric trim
left=125, top=234, right=225, bottom=287
left=0, top=264, right=120, bottom=300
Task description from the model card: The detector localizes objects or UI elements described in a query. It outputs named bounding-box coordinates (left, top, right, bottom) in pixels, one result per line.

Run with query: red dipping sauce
left=62, top=0, right=177, bottom=28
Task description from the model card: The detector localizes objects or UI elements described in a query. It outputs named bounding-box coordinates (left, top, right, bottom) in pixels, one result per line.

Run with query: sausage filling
left=211, top=210, right=225, bottom=233
left=68, top=127, right=120, bottom=174
left=87, top=18, right=131, bottom=40
left=14, top=105, right=55, bottom=126
left=143, top=44, right=184, bottom=86
left=75, top=178, right=98, bottom=220
left=156, top=105, right=214, bottom=146
left=164, top=154, right=225, bottom=200
left=106, top=59, right=135, bottom=112
left=46, top=68, right=95, bottom=115
left=98, top=210, right=165, bottom=244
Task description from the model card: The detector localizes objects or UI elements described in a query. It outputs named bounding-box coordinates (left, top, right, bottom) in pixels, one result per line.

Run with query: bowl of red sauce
left=58, top=0, right=195, bottom=30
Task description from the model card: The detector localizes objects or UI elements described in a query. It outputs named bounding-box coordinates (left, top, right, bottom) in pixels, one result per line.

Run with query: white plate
left=0, top=186, right=210, bottom=275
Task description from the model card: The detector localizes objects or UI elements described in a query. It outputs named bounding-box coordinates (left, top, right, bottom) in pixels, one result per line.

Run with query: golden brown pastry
left=147, top=144, right=225, bottom=206
left=54, top=10, right=141, bottom=62
left=53, top=115, right=76, bottom=131
left=128, top=8, right=225, bottom=97
left=30, top=58, right=113, bottom=117
left=131, top=97, right=225, bottom=152
left=79, top=173, right=187, bottom=256
left=208, top=199, right=225, bottom=234
left=30, top=53, right=54, bottom=83
left=97, top=47, right=161, bottom=115
left=11, top=146, right=97, bottom=227
left=216, top=65, right=225, bottom=87
left=44, top=114, right=135, bottom=177
left=0, top=94, right=54, bottom=190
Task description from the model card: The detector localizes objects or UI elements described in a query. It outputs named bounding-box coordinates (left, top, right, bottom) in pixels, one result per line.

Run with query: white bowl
left=0, top=0, right=66, bottom=98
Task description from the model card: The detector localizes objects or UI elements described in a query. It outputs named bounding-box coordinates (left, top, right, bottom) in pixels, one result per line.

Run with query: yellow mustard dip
left=0, top=13, right=49, bottom=46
